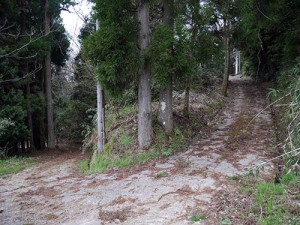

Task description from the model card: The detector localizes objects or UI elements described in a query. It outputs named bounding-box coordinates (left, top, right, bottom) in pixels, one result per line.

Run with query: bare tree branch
left=0, top=63, right=42, bottom=84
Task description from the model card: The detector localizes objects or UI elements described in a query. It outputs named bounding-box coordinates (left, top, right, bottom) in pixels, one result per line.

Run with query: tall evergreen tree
left=137, top=0, right=153, bottom=148
left=84, top=0, right=154, bottom=149
left=0, top=0, right=70, bottom=154
left=44, top=0, right=55, bottom=148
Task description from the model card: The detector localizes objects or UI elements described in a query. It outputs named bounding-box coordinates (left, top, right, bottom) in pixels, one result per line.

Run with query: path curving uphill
left=0, top=75, right=277, bottom=225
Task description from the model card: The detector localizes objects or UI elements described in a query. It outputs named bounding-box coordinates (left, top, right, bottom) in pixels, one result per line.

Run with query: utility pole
left=96, top=20, right=105, bottom=154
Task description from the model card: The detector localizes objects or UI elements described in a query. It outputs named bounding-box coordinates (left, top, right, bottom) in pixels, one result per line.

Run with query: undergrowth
left=240, top=171, right=299, bottom=225
left=80, top=92, right=222, bottom=173
left=269, top=57, right=300, bottom=167
left=238, top=59, right=300, bottom=225
left=188, top=214, right=207, bottom=222
left=0, top=157, right=35, bottom=176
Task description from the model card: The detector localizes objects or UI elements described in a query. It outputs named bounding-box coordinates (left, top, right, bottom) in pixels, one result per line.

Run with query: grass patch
left=81, top=92, right=224, bottom=174
left=113, top=152, right=134, bottom=168
left=161, top=147, right=173, bottom=157
left=83, top=144, right=160, bottom=173
left=0, top=157, right=35, bottom=176
left=241, top=178, right=299, bottom=225
left=220, top=218, right=232, bottom=225
left=119, top=134, right=134, bottom=148
left=254, top=182, right=286, bottom=225
left=229, top=175, right=239, bottom=180
left=156, top=171, right=168, bottom=178
left=280, top=172, right=299, bottom=185
left=135, top=150, right=160, bottom=164
left=79, top=159, right=90, bottom=173
left=188, top=214, right=207, bottom=222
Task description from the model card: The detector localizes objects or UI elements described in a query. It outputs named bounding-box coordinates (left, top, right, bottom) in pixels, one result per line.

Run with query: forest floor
left=0, top=75, right=279, bottom=225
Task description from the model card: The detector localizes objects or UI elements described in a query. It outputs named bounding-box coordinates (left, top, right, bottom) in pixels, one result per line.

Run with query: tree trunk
left=26, top=77, right=35, bottom=151
left=32, top=66, right=46, bottom=150
left=183, top=76, right=190, bottom=118
left=157, top=76, right=173, bottom=135
left=221, top=18, right=230, bottom=97
left=183, top=22, right=196, bottom=118
left=97, top=84, right=104, bottom=154
left=157, top=0, right=174, bottom=136
left=21, top=3, right=34, bottom=151
left=138, top=0, right=152, bottom=148
left=44, top=0, right=55, bottom=149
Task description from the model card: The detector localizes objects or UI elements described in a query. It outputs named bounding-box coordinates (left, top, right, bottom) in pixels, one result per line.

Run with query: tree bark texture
left=138, top=0, right=153, bottom=148
left=26, top=77, right=35, bottom=150
left=183, top=22, right=197, bottom=118
left=183, top=76, right=191, bottom=118
left=157, top=76, right=173, bottom=135
left=97, top=84, right=104, bottom=154
left=157, top=0, right=174, bottom=136
left=21, top=7, right=35, bottom=151
left=44, top=0, right=55, bottom=148
left=34, top=68, right=46, bottom=150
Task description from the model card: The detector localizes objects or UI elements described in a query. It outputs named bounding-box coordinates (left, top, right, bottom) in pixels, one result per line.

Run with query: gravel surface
left=0, top=75, right=277, bottom=225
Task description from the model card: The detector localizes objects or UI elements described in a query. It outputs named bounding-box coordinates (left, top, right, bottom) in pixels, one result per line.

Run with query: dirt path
left=0, top=75, right=277, bottom=225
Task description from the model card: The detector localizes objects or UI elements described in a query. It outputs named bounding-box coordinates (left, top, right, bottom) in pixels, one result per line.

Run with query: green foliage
left=0, top=89, right=28, bottom=156
left=241, top=178, right=299, bottom=225
left=254, top=182, right=287, bottom=225
left=0, top=119, right=15, bottom=158
left=255, top=182, right=285, bottom=204
left=55, top=100, right=95, bottom=141
left=88, top=145, right=111, bottom=172
left=82, top=103, right=160, bottom=173
left=85, top=144, right=159, bottom=173
left=188, top=214, right=207, bottom=222
left=148, top=24, right=177, bottom=87
left=0, top=0, right=71, bottom=153
left=0, top=157, right=35, bottom=176
left=78, top=18, right=95, bottom=43
left=275, top=58, right=300, bottom=164
left=280, top=172, right=298, bottom=186
left=51, top=21, right=70, bottom=68
left=150, top=122, right=187, bottom=156
left=84, top=0, right=138, bottom=97
left=220, top=218, right=232, bottom=225
left=161, top=147, right=173, bottom=157
left=229, top=175, right=238, bottom=180
left=79, top=159, right=90, bottom=173
left=54, top=20, right=96, bottom=142
left=135, top=150, right=160, bottom=164
left=267, top=88, right=279, bottom=101
left=119, top=134, right=134, bottom=148
left=82, top=100, right=197, bottom=173
left=113, top=151, right=134, bottom=168
left=235, top=0, right=300, bottom=80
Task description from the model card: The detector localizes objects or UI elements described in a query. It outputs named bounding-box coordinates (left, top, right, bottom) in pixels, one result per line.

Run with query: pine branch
left=0, top=64, right=42, bottom=84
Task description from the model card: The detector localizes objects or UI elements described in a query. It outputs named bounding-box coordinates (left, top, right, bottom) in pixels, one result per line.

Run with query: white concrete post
left=235, top=51, right=239, bottom=75
left=96, top=20, right=104, bottom=154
